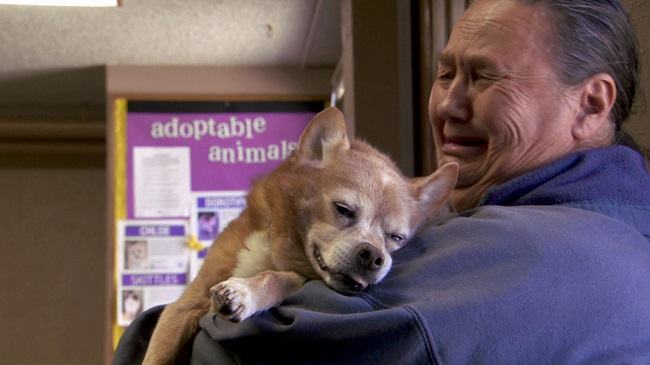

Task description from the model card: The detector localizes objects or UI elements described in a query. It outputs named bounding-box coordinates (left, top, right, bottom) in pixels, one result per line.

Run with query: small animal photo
left=122, top=289, right=144, bottom=323
left=198, top=212, right=219, bottom=241
left=124, top=239, right=148, bottom=270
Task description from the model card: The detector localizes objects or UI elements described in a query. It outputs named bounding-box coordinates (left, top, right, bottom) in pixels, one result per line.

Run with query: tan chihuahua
left=142, top=107, right=458, bottom=364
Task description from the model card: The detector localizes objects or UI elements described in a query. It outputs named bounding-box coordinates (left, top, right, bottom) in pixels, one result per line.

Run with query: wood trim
left=415, top=0, right=434, bottom=175
left=106, top=65, right=333, bottom=100
left=105, top=93, right=328, bottom=102
left=0, top=120, right=104, bottom=139
left=104, top=97, right=116, bottom=365
left=0, top=118, right=105, bottom=167
left=340, top=0, right=356, bottom=138
left=414, top=0, right=467, bottom=174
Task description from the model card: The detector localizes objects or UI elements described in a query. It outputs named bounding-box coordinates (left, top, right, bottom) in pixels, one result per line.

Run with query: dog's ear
left=411, top=162, right=458, bottom=217
left=297, top=107, right=350, bottom=163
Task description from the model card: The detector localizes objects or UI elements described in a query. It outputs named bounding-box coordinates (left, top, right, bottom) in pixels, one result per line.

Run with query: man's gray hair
left=520, top=0, right=639, bottom=129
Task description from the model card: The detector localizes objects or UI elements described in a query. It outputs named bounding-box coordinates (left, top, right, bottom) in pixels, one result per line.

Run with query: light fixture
left=0, top=0, right=119, bottom=6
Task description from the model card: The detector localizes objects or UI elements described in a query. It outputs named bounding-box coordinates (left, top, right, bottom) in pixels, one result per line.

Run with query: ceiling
left=0, top=0, right=341, bottom=119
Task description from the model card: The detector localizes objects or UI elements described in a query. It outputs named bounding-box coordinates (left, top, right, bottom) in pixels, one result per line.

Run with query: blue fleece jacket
left=191, top=146, right=650, bottom=365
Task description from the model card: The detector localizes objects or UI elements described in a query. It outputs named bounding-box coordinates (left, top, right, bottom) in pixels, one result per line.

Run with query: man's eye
left=333, top=202, right=355, bottom=219
left=435, top=64, right=455, bottom=80
left=436, top=71, right=455, bottom=81
left=472, top=70, right=498, bottom=84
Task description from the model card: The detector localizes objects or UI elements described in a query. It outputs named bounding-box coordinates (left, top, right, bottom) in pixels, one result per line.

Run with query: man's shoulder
left=414, top=204, right=649, bottom=278
left=378, top=204, right=650, bottom=364
left=395, top=205, right=648, bottom=293
left=434, top=204, right=646, bottom=245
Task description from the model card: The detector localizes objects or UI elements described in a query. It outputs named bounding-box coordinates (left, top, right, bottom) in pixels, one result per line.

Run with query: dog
left=142, top=107, right=458, bottom=364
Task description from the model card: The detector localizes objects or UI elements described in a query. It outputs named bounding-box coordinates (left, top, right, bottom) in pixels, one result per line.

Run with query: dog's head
left=294, top=107, right=458, bottom=294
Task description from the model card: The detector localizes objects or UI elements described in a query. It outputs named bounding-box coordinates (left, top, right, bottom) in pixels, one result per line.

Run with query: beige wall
left=623, top=0, right=650, bottom=149
left=0, top=168, right=106, bottom=365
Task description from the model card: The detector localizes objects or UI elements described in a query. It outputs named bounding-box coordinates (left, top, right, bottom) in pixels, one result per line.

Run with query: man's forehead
left=442, top=0, right=548, bottom=60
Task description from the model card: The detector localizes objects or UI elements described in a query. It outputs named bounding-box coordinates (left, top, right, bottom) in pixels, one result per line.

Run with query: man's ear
left=411, top=162, right=459, bottom=218
left=572, top=73, right=617, bottom=143
left=296, top=107, right=350, bottom=163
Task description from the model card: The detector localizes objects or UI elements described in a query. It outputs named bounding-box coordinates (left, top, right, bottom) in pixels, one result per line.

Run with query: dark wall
left=347, top=0, right=416, bottom=176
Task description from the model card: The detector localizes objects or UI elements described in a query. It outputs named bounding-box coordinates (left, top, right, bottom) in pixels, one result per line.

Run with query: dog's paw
left=210, top=278, right=256, bottom=322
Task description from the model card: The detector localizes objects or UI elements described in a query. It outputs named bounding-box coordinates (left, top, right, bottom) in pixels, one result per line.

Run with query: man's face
left=429, top=0, right=580, bottom=208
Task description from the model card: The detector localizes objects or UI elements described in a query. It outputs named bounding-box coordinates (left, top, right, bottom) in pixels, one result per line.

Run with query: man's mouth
left=441, top=135, right=487, bottom=157
left=313, top=245, right=366, bottom=292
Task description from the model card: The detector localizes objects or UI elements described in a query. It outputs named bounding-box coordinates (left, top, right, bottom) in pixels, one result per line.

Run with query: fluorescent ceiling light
left=0, top=0, right=118, bottom=6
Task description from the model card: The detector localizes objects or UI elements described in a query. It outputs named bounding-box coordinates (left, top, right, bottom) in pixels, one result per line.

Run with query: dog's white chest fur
left=232, top=230, right=274, bottom=278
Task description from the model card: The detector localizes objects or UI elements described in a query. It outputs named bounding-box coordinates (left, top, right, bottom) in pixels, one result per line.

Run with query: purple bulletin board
left=124, top=100, right=324, bottom=218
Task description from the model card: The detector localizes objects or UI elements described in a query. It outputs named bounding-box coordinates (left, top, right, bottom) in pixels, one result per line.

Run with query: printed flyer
left=189, top=191, right=247, bottom=280
left=133, top=146, right=191, bottom=218
left=116, top=220, right=190, bottom=326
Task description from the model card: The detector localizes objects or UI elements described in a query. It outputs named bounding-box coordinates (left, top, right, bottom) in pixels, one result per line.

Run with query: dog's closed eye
left=389, top=233, right=405, bottom=242
left=333, top=201, right=355, bottom=220
left=386, top=233, right=408, bottom=251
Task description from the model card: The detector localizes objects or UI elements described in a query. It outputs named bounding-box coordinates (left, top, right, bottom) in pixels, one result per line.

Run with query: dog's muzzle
left=313, top=244, right=386, bottom=293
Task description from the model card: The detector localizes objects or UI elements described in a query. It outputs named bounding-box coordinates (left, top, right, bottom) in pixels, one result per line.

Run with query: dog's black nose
left=356, top=244, right=384, bottom=271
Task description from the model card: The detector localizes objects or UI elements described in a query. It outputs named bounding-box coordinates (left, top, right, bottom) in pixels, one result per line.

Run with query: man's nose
left=436, top=77, right=471, bottom=122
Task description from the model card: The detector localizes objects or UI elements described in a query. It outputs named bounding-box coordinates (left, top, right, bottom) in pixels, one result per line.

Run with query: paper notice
left=133, top=147, right=191, bottom=218
left=189, top=191, right=247, bottom=280
left=116, top=219, right=190, bottom=326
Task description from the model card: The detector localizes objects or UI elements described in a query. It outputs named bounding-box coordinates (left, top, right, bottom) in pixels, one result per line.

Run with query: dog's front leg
left=210, top=271, right=306, bottom=322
